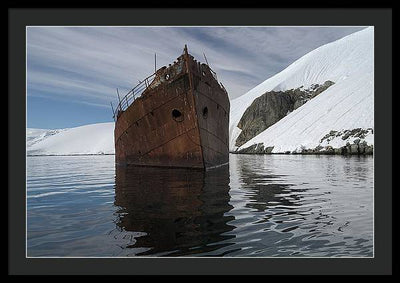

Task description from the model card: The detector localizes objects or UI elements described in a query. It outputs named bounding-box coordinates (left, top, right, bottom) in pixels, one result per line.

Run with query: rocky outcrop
left=235, top=91, right=294, bottom=147
left=236, top=143, right=274, bottom=154
left=314, top=128, right=374, bottom=155
left=297, top=141, right=373, bottom=155
left=292, top=81, right=335, bottom=109
left=235, top=142, right=373, bottom=155
left=234, top=127, right=373, bottom=155
left=235, top=81, right=334, bottom=147
left=319, top=128, right=373, bottom=143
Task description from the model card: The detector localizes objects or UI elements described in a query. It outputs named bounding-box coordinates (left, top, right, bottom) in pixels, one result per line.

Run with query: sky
left=27, top=26, right=366, bottom=129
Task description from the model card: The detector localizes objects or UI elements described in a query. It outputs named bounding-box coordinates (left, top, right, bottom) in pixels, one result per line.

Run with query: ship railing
left=112, top=72, right=156, bottom=120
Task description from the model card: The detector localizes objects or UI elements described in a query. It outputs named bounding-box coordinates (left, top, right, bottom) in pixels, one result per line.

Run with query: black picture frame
left=9, top=7, right=393, bottom=275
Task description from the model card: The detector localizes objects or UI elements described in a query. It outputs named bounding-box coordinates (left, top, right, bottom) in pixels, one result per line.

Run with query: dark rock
left=310, top=80, right=335, bottom=98
left=358, top=142, right=365, bottom=154
left=325, top=146, right=334, bottom=154
left=235, top=91, right=294, bottom=147
left=237, top=143, right=266, bottom=154
left=237, top=144, right=257, bottom=154
left=342, top=131, right=351, bottom=140
left=320, top=130, right=338, bottom=143
left=314, top=145, right=323, bottom=152
left=365, top=145, right=373, bottom=155
left=350, top=144, right=359, bottom=154
left=235, top=80, right=335, bottom=147
left=334, top=148, right=343, bottom=154
left=265, top=146, right=274, bottom=154
left=255, top=143, right=265, bottom=154
left=345, top=142, right=352, bottom=154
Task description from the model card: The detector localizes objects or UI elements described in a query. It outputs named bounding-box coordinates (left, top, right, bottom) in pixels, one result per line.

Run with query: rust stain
left=114, top=46, right=230, bottom=169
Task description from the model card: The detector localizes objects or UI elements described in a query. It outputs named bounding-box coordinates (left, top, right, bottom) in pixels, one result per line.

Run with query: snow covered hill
left=230, top=27, right=374, bottom=154
left=26, top=128, right=67, bottom=148
left=27, top=123, right=115, bottom=155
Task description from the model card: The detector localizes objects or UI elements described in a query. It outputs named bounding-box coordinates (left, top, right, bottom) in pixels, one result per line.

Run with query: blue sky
left=27, top=26, right=365, bottom=129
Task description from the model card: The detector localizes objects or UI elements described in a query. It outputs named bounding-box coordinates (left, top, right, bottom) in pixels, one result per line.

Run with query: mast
left=183, top=44, right=191, bottom=75
left=203, top=52, right=209, bottom=66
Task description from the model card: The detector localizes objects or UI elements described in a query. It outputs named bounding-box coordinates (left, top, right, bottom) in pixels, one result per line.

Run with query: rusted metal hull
left=114, top=47, right=230, bottom=169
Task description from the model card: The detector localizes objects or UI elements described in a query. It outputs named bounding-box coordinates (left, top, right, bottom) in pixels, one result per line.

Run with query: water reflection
left=224, top=155, right=373, bottom=257
left=26, top=155, right=373, bottom=257
left=114, top=165, right=235, bottom=256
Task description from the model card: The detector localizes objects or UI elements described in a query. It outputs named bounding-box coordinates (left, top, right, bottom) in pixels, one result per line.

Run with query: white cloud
left=27, top=26, right=365, bottom=107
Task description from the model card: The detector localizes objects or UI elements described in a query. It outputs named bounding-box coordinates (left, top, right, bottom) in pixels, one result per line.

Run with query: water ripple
left=27, top=154, right=373, bottom=257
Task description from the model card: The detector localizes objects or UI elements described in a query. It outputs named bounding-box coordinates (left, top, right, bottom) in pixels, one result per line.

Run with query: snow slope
left=26, top=128, right=67, bottom=148
left=230, top=27, right=374, bottom=152
left=27, top=122, right=115, bottom=155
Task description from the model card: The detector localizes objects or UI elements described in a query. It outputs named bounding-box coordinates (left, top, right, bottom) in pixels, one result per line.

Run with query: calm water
left=27, top=154, right=373, bottom=257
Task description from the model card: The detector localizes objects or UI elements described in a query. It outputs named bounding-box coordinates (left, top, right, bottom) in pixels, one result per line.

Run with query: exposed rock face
left=235, top=141, right=373, bottom=155
left=299, top=141, right=373, bottom=155
left=236, top=143, right=270, bottom=154
left=235, top=81, right=334, bottom=147
left=292, top=81, right=335, bottom=110
left=320, top=128, right=373, bottom=143
left=317, top=128, right=374, bottom=155
left=235, top=91, right=294, bottom=147
left=234, top=127, right=373, bottom=155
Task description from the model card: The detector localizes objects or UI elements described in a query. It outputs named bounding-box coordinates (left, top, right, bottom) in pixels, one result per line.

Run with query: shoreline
left=230, top=151, right=373, bottom=156
left=27, top=152, right=373, bottom=157
left=27, top=153, right=115, bottom=157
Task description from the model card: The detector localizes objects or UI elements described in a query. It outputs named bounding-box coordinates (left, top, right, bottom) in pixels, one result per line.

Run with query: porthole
left=165, top=73, right=170, bottom=80
left=202, top=70, right=206, bottom=76
left=202, top=107, right=208, bottom=119
left=172, top=109, right=184, bottom=122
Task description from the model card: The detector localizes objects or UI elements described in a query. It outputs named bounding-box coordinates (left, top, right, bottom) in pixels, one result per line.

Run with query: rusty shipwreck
left=112, top=45, right=230, bottom=169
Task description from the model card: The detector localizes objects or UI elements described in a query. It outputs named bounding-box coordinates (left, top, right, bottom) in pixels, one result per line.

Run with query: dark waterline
left=27, top=154, right=373, bottom=257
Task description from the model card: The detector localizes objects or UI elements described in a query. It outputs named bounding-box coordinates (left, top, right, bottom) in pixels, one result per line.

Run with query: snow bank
left=27, top=122, right=115, bottom=155
left=26, top=128, right=67, bottom=148
left=230, top=27, right=374, bottom=153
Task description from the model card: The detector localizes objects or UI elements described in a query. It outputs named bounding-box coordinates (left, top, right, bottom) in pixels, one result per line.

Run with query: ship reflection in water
left=27, top=154, right=373, bottom=257
left=114, top=165, right=236, bottom=256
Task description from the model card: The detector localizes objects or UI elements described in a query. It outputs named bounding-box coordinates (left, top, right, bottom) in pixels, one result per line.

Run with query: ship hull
left=114, top=50, right=229, bottom=169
